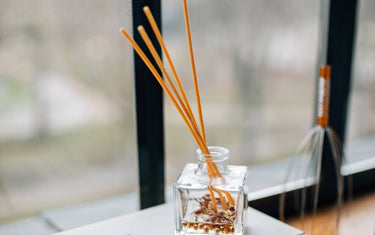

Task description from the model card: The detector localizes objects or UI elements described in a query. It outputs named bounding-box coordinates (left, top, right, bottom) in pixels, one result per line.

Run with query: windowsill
left=54, top=203, right=305, bottom=235
left=343, top=136, right=375, bottom=175
left=0, top=193, right=139, bottom=234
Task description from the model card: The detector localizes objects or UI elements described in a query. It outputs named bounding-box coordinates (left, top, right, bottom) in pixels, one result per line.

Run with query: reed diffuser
left=120, top=1, right=248, bottom=234
left=174, top=146, right=247, bottom=235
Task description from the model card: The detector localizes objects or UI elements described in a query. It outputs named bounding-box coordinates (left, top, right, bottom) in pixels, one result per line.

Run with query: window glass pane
left=345, top=0, right=375, bottom=168
left=162, top=0, right=320, bottom=192
left=0, top=1, right=137, bottom=223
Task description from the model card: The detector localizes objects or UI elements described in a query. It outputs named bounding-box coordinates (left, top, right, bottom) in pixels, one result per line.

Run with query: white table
left=55, top=203, right=305, bottom=235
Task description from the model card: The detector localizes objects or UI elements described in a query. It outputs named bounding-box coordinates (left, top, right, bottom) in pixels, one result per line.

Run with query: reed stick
left=136, top=26, right=224, bottom=180
left=121, top=16, right=229, bottom=208
left=182, top=0, right=207, bottom=143
left=142, top=7, right=224, bottom=181
left=120, top=28, right=209, bottom=155
left=211, top=187, right=228, bottom=210
left=219, top=189, right=235, bottom=206
left=142, top=6, right=197, bottom=128
left=208, top=186, right=218, bottom=212
left=137, top=26, right=201, bottom=140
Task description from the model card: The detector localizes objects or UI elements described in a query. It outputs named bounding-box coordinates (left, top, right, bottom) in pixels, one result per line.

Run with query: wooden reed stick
left=219, top=189, right=235, bottom=206
left=182, top=0, right=207, bottom=143
left=137, top=25, right=224, bottom=180
left=120, top=25, right=227, bottom=210
left=142, top=6, right=197, bottom=128
left=209, top=162, right=223, bottom=178
left=204, top=157, right=222, bottom=178
left=137, top=26, right=201, bottom=139
left=206, top=160, right=215, bottom=179
left=211, top=187, right=228, bottom=210
left=120, top=28, right=209, bottom=155
left=121, top=28, right=224, bottom=182
left=208, top=186, right=218, bottom=212
left=206, top=159, right=220, bottom=178
left=210, top=160, right=222, bottom=177
left=140, top=10, right=224, bottom=180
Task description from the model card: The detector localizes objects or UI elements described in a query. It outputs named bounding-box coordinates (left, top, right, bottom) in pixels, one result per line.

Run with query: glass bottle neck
left=196, top=146, right=229, bottom=175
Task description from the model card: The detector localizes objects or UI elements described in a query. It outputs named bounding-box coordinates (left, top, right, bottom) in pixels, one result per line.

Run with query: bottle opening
left=196, top=146, right=229, bottom=162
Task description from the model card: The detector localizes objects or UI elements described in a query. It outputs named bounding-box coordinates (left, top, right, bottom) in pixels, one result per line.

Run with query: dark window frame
left=132, top=0, right=165, bottom=209
left=133, top=0, right=375, bottom=219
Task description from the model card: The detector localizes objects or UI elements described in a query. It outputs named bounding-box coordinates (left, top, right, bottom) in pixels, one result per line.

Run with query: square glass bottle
left=174, top=146, right=248, bottom=235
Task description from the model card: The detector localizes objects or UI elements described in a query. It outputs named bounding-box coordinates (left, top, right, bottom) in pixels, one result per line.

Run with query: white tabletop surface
left=55, top=203, right=305, bottom=235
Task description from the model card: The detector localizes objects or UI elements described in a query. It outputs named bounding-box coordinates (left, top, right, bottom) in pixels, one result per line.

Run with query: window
left=345, top=0, right=375, bottom=172
left=162, top=0, right=320, bottom=195
left=1, top=0, right=374, bottom=231
left=0, top=1, right=138, bottom=224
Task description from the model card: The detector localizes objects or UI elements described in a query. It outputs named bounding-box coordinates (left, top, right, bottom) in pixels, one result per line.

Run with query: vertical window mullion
left=132, top=0, right=165, bottom=209
left=319, top=0, right=358, bottom=203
